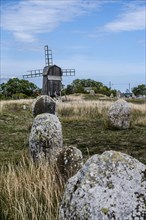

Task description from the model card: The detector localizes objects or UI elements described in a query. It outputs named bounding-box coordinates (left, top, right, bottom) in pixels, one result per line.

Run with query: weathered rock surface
left=29, top=113, right=62, bottom=162
left=32, top=95, right=56, bottom=117
left=108, top=99, right=131, bottom=129
left=56, top=146, right=83, bottom=181
left=60, top=151, right=146, bottom=220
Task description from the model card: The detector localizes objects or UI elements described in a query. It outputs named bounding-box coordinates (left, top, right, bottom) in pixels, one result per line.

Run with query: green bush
left=12, top=93, right=28, bottom=99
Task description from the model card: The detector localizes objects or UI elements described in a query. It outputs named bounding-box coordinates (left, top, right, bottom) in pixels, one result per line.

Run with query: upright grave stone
left=32, top=95, right=56, bottom=117
left=108, top=99, right=131, bottom=129
left=29, top=113, right=62, bottom=162
left=56, top=146, right=83, bottom=181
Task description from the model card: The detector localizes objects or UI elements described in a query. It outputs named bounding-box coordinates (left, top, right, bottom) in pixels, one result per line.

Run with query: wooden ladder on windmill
left=23, top=45, right=75, bottom=98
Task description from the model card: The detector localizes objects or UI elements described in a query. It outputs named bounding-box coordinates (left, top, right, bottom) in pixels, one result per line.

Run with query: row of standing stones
left=29, top=95, right=146, bottom=220
left=30, top=95, right=83, bottom=181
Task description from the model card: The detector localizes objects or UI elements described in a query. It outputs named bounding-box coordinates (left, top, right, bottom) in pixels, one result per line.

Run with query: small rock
left=22, top=105, right=26, bottom=110
left=56, top=146, right=83, bottom=181
left=32, top=95, right=56, bottom=117
left=60, top=150, right=146, bottom=220
left=29, top=113, right=62, bottom=162
left=108, top=99, right=131, bottom=129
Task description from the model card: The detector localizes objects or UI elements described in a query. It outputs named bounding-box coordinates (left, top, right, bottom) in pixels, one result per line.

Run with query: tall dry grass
left=57, top=100, right=112, bottom=121
left=1, top=96, right=145, bottom=125
left=0, top=99, right=33, bottom=112
left=57, top=98, right=146, bottom=126
left=0, top=156, right=64, bottom=220
left=130, top=102, right=146, bottom=126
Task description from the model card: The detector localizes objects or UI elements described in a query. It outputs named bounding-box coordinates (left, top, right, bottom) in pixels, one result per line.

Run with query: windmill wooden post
left=23, top=45, right=75, bottom=98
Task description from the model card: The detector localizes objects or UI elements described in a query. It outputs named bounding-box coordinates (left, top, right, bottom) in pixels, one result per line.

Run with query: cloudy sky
left=1, top=0, right=146, bottom=92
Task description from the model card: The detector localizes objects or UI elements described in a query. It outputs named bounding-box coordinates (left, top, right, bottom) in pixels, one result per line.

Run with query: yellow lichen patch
left=101, top=208, right=109, bottom=215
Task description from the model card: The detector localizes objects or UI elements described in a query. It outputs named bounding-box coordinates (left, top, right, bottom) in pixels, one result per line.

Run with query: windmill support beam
left=47, top=75, right=62, bottom=80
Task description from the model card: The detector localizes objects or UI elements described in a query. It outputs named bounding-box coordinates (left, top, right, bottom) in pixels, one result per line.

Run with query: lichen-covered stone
left=60, top=151, right=146, bottom=220
left=108, top=99, right=131, bottom=129
left=29, top=113, right=62, bottom=162
left=56, top=146, right=83, bottom=181
left=32, top=95, right=56, bottom=117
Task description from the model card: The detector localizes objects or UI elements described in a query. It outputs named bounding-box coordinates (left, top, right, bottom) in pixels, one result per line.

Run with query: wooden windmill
left=23, top=45, right=75, bottom=97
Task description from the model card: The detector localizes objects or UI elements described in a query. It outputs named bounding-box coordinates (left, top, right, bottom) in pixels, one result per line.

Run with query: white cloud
left=1, top=0, right=100, bottom=42
left=14, top=32, right=37, bottom=42
left=103, top=5, right=145, bottom=32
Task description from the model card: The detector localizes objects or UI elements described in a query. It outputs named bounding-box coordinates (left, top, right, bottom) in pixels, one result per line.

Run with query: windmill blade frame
left=44, top=45, right=53, bottom=66
left=62, top=69, right=75, bottom=76
left=23, top=69, right=43, bottom=78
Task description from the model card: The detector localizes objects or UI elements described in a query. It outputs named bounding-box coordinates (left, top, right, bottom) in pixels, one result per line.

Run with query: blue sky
left=1, top=0, right=146, bottom=92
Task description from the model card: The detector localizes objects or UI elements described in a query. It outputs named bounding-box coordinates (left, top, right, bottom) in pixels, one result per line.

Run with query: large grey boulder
left=32, top=95, right=56, bottom=117
left=108, top=99, right=131, bottom=129
left=29, top=113, right=62, bottom=162
left=56, top=146, right=83, bottom=181
left=60, top=151, right=146, bottom=220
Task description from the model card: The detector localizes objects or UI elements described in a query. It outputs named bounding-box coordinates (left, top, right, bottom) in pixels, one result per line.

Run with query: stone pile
left=60, top=151, right=146, bottom=220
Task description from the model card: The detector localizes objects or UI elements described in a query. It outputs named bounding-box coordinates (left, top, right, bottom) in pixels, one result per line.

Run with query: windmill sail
left=23, top=69, right=43, bottom=78
left=62, top=69, right=75, bottom=76
left=44, top=45, right=53, bottom=66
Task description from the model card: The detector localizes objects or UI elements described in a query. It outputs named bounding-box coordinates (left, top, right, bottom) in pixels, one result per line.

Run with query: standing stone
left=110, top=93, right=114, bottom=98
left=32, top=95, right=56, bottom=117
left=108, top=99, right=131, bottom=129
left=116, top=90, right=122, bottom=98
left=60, top=151, right=146, bottom=220
left=29, top=113, right=62, bottom=162
left=56, top=146, right=83, bottom=181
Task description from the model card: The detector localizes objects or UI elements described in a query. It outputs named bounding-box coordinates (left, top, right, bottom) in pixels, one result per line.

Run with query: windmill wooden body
left=23, top=45, right=75, bottom=97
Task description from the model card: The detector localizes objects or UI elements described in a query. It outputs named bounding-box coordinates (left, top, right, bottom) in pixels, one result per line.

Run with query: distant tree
left=132, top=84, right=146, bottom=96
left=65, top=85, right=74, bottom=95
left=0, top=78, right=39, bottom=98
left=110, top=89, right=117, bottom=97
left=65, top=79, right=116, bottom=96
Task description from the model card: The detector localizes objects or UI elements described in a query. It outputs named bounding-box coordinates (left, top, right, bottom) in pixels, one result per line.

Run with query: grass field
left=1, top=96, right=146, bottom=164
left=0, top=95, right=146, bottom=219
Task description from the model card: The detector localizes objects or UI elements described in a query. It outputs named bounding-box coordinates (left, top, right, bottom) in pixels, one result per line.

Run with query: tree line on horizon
left=0, top=77, right=145, bottom=100
left=63, top=79, right=117, bottom=96
left=0, top=78, right=40, bottom=99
